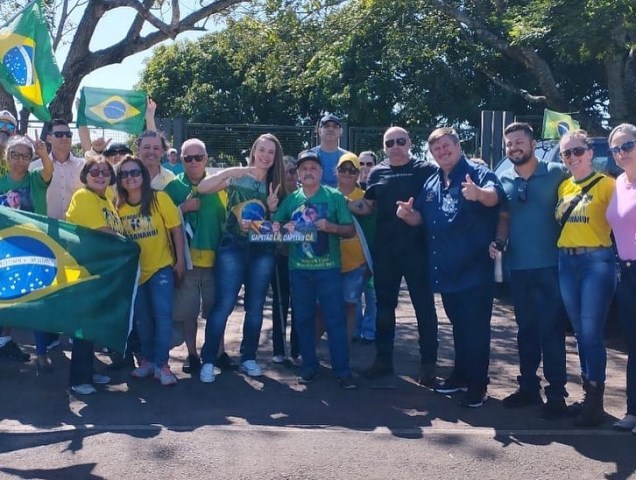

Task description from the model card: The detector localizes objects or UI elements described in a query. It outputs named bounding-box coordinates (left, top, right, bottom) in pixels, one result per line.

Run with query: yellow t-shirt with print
left=556, top=172, right=615, bottom=248
left=118, top=191, right=181, bottom=284
left=66, top=187, right=124, bottom=233
left=340, top=186, right=367, bottom=272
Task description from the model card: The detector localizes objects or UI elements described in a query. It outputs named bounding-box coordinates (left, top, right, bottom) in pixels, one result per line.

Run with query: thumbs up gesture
left=461, top=174, right=481, bottom=201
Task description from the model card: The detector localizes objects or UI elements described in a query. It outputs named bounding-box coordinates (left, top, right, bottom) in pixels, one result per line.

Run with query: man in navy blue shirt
left=397, top=127, right=503, bottom=407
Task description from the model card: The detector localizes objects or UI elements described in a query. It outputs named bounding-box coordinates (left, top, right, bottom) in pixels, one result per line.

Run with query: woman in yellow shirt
left=65, top=157, right=123, bottom=395
left=115, top=156, right=185, bottom=386
left=555, top=130, right=616, bottom=426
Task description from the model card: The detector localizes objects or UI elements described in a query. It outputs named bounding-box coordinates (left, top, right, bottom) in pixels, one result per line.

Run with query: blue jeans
left=617, top=260, right=636, bottom=414
left=510, top=267, right=568, bottom=400
left=290, top=268, right=351, bottom=378
left=201, top=242, right=275, bottom=364
left=441, top=282, right=493, bottom=391
left=373, top=249, right=437, bottom=366
left=134, top=266, right=174, bottom=366
left=354, top=280, right=376, bottom=340
left=559, top=248, right=616, bottom=383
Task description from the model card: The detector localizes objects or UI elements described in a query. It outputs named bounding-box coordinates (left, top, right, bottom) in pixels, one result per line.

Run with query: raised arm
left=197, top=166, right=256, bottom=194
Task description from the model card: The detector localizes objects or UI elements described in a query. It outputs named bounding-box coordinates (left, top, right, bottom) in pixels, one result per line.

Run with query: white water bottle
left=494, top=252, right=503, bottom=283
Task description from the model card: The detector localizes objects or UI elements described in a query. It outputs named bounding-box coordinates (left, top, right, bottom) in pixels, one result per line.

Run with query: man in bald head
left=348, top=126, right=438, bottom=385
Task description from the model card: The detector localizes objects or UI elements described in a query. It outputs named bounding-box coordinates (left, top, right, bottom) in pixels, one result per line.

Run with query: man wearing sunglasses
left=348, top=127, right=439, bottom=387
left=493, top=122, right=570, bottom=418
left=309, top=114, right=352, bottom=188
left=0, top=110, right=18, bottom=177
left=358, top=151, right=377, bottom=190
left=164, top=138, right=233, bottom=374
left=398, top=126, right=504, bottom=408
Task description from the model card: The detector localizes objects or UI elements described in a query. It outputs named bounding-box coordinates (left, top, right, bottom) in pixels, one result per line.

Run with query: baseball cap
left=0, top=110, right=17, bottom=128
left=319, top=114, right=341, bottom=127
left=337, top=152, right=360, bottom=170
left=103, top=142, right=132, bottom=156
left=296, top=150, right=322, bottom=167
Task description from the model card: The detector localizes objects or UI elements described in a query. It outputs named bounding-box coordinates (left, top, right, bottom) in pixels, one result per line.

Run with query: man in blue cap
left=310, top=114, right=351, bottom=188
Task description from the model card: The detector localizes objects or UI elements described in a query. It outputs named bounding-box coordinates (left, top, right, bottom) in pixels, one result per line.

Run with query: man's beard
left=509, top=151, right=533, bottom=166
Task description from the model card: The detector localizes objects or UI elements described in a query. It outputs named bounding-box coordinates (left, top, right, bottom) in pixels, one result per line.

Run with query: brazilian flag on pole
left=542, top=109, right=580, bottom=140
left=77, top=87, right=147, bottom=135
left=0, top=0, right=63, bottom=121
left=0, top=207, right=140, bottom=353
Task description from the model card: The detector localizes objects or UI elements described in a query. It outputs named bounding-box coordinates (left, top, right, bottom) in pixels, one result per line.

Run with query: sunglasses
left=9, top=151, right=31, bottom=161
left=517, top=179, right=528, bottom=203
left=0, top=121, right=16, bottom=132
left=286, top=168, right=297, bottom=175
left=559, top=146, right=588, bottom=159
left=360, top=161, right=375, bottom=167
left=384, top=137, right=408, bottom=148
left=118, top=169, right=142, bottom=179
left=337, top=166, right=359, bottom=175
left=105, top=149, right=130, bottom=157
left=88, top=167, right=112, bottom=178
left=183, top=154, right=205, bottom=163
left=51, top=131, right=73, bottom=139
left=609, top=140, right=636, bottom=156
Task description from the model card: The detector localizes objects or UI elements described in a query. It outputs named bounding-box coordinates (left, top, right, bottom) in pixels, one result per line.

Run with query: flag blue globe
left=2, top=44, right=34, bottom=87
left=0, top=236, right=57, bottom=300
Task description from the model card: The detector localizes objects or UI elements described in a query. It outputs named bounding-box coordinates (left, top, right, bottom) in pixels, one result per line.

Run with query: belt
left=561, top=246, right=605, bottom=255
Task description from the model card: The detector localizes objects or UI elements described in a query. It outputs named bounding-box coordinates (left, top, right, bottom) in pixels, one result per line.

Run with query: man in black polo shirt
left=349, top=126, right=438, bottom=385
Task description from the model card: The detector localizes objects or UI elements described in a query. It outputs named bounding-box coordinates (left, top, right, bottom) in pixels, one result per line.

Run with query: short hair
left=608, top=123, right=636, bottom=145
left=180, top=138, right=207, bottom=155
left=504, top=122, right=535, bottom=140
left=283, top=154, right=296, bottom=167
left=48, top=118, right=69, bottom=131
left=6, top=135, right=34, bottom=159
left=428, top=127, right=460, bottom=145
left=168, top=148, right=178, bottom=155
left=80, top=157, right=116, bottom=186
left=135, top=130, right=169, bottom=152
left=358, top=151, right=377, bottom=164
left=559, top=129, right=591, bottom=148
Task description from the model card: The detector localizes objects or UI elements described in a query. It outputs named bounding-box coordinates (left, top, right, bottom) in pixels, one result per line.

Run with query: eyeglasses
left=9, top=151, right=31, bottom=161
left=105, top=149, right=130, bottom=157
left=183, top=154, right=206, bottom=163
left=517, top=179, right=528, bottom=203
left=609, top=140, right=636, bottom=156
left=51, top=131, right=73, bottom=139
left=337, top=166, right=359, bottom=175
left=286, top=168, right=297, bottom=175
left=0, top=121, right=16, bottom=132
left=384, top=137, right=408, bottom=148
left=559, top=146, right=588, bottom=159
left=118, top=169, right=142, bottom=179
left=88, top=167, right=112, bottom=178
left=360, top=161, right=375, bottom=167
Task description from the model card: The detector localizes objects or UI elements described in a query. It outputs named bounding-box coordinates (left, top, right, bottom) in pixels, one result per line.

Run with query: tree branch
left=477, top=69, right=546, bottom=104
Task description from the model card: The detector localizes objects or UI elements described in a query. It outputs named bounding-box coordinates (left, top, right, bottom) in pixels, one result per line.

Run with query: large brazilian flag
left=0, top=207, right=140, bottom=353
left=0, top=0, right=63, bottom=121
left=77, top=87, right=147, bottom=135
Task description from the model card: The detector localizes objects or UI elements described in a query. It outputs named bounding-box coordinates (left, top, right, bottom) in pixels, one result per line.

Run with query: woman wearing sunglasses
left=196, top=134, right=286, bottom=382
left=115, top=156, right=185, bottom=386
left=65, top=157, right=123, bottom=394
left=555, top=129, right=616, bottom=426
left=605, top=123, right=636, bottom=432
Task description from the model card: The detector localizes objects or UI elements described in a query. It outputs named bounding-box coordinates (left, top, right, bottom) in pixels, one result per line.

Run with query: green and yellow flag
left=77, top=87, right=147, bottom=135
left=0, top=0, right=63, bottom=121
left=542, top=109, right=580, bottom=140
left=0, top=207, right=140, bottom=353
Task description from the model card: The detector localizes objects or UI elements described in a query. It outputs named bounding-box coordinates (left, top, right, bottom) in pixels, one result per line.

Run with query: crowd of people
left=1, top=109, right=636, bottom=431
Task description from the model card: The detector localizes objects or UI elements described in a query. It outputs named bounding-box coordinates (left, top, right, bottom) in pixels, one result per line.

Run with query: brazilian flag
left=0, top=207, right=140, bottom=353
left=0, top=0, right=63, bottom=121
left=542, top=109, right=580, bottom=140
left=77, top=87, right=147, bottom=135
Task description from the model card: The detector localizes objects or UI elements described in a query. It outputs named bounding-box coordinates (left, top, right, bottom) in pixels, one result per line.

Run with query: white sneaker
left=92, top=374, right=111, bottom=385
left=131, top=360, right=155, bottom=378
left=272, top=355, right=285, bottom=364
left=200, top=363, right=216, bottom=383
left=71, top=384, right=96, bottom=395
left=240, top=360, right=263, bottom=377
left=614, top=414, right=636, bottom=431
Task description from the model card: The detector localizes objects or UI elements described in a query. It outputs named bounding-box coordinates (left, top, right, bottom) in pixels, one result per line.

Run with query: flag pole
left=0, top=0, right=39, bottom=30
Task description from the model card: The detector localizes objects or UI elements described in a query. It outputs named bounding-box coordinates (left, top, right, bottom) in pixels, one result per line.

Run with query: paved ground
left=1, top=287, right=636, bottom=479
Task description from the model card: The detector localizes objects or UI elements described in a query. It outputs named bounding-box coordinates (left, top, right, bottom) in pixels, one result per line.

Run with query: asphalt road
left=2, top=289, right=636, bottom=479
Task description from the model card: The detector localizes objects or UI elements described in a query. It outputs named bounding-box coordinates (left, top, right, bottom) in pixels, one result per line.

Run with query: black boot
left=575, top=381, right=605, bottom=427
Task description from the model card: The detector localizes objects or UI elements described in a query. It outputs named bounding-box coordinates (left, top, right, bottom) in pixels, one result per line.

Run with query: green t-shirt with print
left=0, top=169, right=48, bottom=215
left=224, top=174, right=268, bottom=238
left=273, top=185, right=353, bottom=270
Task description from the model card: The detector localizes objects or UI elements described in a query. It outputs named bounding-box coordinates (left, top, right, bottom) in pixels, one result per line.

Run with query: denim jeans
left=373, top=249, right=438, bottom=366
left=355, top=281, right=377, bottom=340
left=559, top=247, right=617, bottom=383
left=134, top=266, right=174, bottom=367
left=441, top=282, right=493, bottom=391
left=271, top=254, right=299, bottom=358
left=200, top=241, right=275, bottom=364
left=510, top=267, right=568, bottom=400
left=290, top=268, right=351, bottom=378
left=617, top=260, right=636, bottom=414
left=33, top=331, right=57, bottom=355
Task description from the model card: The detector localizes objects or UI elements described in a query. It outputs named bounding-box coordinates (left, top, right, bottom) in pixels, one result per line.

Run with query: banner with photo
left=248, top=220, right=316, bottom=243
